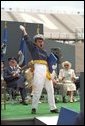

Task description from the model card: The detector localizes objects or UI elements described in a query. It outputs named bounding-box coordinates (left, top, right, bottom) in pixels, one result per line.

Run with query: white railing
left=1, top=7, right=84, bottom=15
left=75, top=28, right=84, bottom=40
left=44, top=32, right=76, bottom=40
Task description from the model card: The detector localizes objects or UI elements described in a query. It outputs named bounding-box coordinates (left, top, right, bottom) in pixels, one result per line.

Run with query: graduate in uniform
left=19, top=25, right=59, bottom=114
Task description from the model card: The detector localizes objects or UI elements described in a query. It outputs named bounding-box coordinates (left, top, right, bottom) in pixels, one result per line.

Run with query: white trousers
left=32, top=64, right=57, bottom=110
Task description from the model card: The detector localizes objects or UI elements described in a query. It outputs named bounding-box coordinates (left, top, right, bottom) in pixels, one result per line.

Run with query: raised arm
left=19, top=25, right=34, bottom=52
left=19, top=25, right=27, bottom=36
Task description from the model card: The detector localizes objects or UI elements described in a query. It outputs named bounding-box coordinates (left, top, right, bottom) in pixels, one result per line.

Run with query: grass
left=1, top=101, right=80, bottom=120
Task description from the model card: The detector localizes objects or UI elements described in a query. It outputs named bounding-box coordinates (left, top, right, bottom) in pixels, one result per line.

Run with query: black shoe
left=31, top=108, right=36, bottom=114
left=22, top=102, right=28, bottom=105
left=50, top=109, right=59, bottom=113
left=62, top=96, right=67, bottom=103
left=20, top=101, right=28, bottom=105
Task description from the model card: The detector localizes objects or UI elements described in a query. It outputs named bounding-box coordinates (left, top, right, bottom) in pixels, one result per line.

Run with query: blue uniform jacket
left=24, top=35, right=48, bottom=61
left=24, top=35, right=57, bottom=73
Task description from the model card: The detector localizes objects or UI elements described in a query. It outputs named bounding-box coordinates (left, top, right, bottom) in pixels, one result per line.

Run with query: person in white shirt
left=58, top=61, right=76, bottom=102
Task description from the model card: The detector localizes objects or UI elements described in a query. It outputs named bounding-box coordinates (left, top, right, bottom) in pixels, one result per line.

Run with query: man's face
left=9, top=60, right=17, bottom=67
left=35, top=38, right=44, bottom=49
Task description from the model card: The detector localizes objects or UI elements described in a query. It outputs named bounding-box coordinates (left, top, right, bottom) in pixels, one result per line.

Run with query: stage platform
left=36, top=116, right=59, bottom=125
left=1, top=101, right=80, bottom=125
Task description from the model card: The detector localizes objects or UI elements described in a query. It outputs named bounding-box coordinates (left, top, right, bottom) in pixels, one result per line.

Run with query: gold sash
left=33, top=60, right=51, bottom=80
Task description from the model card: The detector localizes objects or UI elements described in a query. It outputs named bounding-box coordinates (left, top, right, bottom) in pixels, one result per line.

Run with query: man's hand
left=12, top=73, right=20, bottom=78
left=62, top=77, right=65, bottom=80
left=20, top=25, right=25, bottom=31
left=19, top=25, right=27, bottom=35
left=12, top=73, right=17, bottom=77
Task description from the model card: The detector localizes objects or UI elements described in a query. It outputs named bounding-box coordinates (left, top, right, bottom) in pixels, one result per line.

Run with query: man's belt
left=33, top=60, right=51, bottom=80
left=33, top=60, right=47, bottom=65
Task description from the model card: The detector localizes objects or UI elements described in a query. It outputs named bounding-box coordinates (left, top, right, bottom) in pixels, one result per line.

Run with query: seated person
left=51, top=64, right=58, bottom=84
left=58, top=61, right=76, bottom=103
left=1, top=61, right=4, bottom=81
left=51, top=64, right=60, bottom=103
left=1, top=60, right=7, bottom=102
left=75, top=75, right=80, bottom=94
left=3, top=57, right=28, bottom=105
left=24, top=60, right=38, bottom=102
